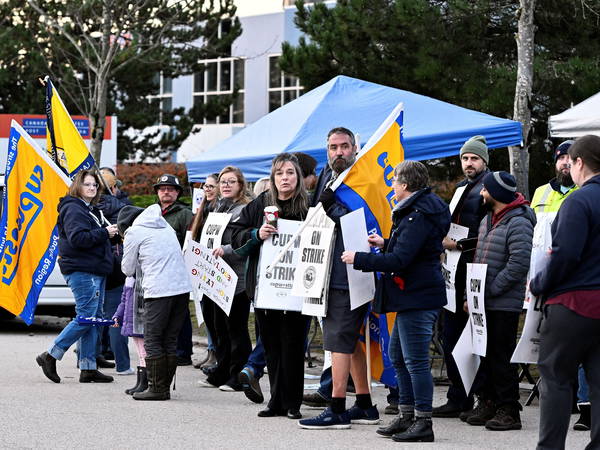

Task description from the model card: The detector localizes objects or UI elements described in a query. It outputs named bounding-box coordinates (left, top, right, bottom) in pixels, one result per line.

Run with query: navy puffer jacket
left=473, top=195, right=535, bottom=312
left=354, top=188, right=451, bottom=313
left=57, top=196, right=113, bottom=276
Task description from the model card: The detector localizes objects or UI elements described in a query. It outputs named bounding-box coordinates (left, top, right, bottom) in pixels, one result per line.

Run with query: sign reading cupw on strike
left=184, top=241, right=237, bottom=316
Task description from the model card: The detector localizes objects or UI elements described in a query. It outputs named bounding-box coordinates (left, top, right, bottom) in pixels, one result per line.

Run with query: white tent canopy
left=549, top=91, right=600, bottom=137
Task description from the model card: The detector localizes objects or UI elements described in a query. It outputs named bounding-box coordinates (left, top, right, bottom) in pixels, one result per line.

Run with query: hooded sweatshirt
left=121, top=204, right=192, bottom=299
left=56, top=195, right=113, bottom=276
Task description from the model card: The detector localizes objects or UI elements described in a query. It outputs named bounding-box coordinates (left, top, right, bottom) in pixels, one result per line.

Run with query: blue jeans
left=578, top=365, right=589, bottom=404
left=246, top=335, right=266, bottom=379
left=49, top=272, right=106, bottom=370
left=103, top=286, right=130, bottom=372
left=389, top=308, right=439, bottom=414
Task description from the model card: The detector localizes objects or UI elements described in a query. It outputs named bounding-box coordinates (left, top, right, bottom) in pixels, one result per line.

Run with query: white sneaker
left=198, top=379, right=217, bottom=388
left=219, top=384, right=236, bottom=392
left=116, top=367, right=136, bottom=376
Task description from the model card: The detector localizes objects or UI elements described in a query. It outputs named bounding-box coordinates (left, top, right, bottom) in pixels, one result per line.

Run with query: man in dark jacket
left=153, top=174, right=194, bottom=366
left=434, top=135, right=490, bottom=418
left=464, top=171, right=535, bottom=431
left=299, top=127, right=378, bottom=430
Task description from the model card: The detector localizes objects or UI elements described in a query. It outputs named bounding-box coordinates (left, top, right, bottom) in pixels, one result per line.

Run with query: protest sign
left=199, top=212, right=231, bottom=250
left=340, top=208, right=376, bottom=310
left=511, top=294, right=543, bottom=364
left=256, top=219, right=304, bottom=312
left=192, top=187, right=205, bottom=214
left=292, top=206, right=335, bottom=298
left=184, top=240, right=237, bottom=316
left=466, top=263, right=488, bottom=356
left=452, top=321, right=481, bottom=395
left=442, top=223, right=469, bottom=312
left=448, top=185, right=467, bottom=215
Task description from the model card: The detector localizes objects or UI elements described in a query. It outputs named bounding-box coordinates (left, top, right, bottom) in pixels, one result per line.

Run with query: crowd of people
left=33, top=128, right=599, bottom=449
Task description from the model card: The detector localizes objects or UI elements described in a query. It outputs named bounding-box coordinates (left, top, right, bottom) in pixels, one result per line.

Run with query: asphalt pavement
left=0, top=316, right=590, bottom=449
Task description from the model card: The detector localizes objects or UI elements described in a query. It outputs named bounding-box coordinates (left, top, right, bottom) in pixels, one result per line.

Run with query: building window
left=148, top=73, right=173, bottom=124
left=193, top=57, right=244, bottom=124
left=268, top=55, right=303, bottom=113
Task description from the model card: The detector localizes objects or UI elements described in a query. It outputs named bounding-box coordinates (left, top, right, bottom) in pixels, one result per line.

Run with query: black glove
left=319, top=188, right=336, bottom=210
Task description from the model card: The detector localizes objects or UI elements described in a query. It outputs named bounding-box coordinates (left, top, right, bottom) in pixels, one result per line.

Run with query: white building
left=157, top=0, right=332, bottom=162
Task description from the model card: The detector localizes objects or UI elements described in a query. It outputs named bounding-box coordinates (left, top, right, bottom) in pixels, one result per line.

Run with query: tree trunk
left=89, top=78, right=109, bottom=164
left=509, top=0, right=535, bottom=199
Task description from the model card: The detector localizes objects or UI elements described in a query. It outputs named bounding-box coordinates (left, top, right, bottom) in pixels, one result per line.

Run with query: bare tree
left=509, top=0, right=535, bottom=198
left=6, top=0, right=239, bottom=162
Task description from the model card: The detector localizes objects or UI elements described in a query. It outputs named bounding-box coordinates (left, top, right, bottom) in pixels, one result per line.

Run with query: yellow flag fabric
left=45, top=78, right=95, bottom=176
left=0, top=121, right=70, bottom=324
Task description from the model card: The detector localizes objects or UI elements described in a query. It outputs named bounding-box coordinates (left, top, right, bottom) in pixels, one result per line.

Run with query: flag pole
left=365, top=314, right=372, bottom=394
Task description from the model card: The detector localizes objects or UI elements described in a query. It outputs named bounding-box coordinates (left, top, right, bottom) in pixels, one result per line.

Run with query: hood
left=117, top=205, right=144, bottom=234
left=57, top=195, right=87, bottom=213
left=132, top=204, right=169, bottom=229
left=492, top=193, right=535, bottom=227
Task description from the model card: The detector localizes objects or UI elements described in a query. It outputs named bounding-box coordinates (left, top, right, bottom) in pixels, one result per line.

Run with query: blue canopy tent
left=186, top=75, right=522, bottom=181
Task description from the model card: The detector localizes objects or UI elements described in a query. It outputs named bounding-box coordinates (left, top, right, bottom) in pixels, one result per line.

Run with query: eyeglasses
left=158, top=186, right=177, bottom=192
left=203, top=184, right=216, bottom=191
left=220, top=179, right=238, bottom=187
left=82, top=183, right=98, bottom=188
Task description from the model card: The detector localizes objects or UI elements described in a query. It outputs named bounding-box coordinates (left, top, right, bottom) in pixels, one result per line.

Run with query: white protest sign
left=292, top=207, right=335, bottom=298
left=511, top=294, right=543, bottom=364
left=466, top=263, right=488, bottom=356
left=184, top=241, right=237, bottom=316
left=255, top=219, right=305, bottom=312
left=192, top=187, right=205, bottom=214
left=340, top=208, right=376, bottom=310
left=524, top=212, right=555, bottom=306
left=442, top=223, right=469, bottom=312
left=199, top=212, right=231, bottom=250
left=449, top=185, right=467, bottom=215
left=452, top=321, right=481, bottom=395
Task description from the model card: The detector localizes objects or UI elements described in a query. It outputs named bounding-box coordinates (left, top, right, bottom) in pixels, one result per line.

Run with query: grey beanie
left=460, top=135, right=489, bottom=164
left=117, top=206, right=144, bottom=235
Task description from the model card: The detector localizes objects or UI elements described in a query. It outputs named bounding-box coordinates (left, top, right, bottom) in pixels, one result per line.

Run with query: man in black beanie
left=462, top=171, right=535, bottom=431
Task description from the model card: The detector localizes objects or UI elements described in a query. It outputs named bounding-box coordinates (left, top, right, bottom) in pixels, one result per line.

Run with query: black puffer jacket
left=56, top=196, right=113, bottom=276
left=473, top=194, right=536, bottom=312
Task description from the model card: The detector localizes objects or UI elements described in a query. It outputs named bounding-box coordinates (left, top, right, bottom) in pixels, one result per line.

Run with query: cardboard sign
left=340, top=208, right=376, bottom=310
left=466, top=263, right=488, bottom=356
left=442, top=223, right=469, bottom=312
left=184, top=241, right=237, bottom=316
left=199, top=212, right=231, bottom=250
left=255, top=219, right=304, bottom=312
left=452, top=321, right=481, bottom=395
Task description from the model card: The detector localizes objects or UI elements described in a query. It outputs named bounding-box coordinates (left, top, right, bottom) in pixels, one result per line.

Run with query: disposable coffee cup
left=264, top=206, right=279, bottom=227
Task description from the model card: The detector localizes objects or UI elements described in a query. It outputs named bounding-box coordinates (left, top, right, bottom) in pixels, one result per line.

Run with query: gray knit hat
left=460, top=135, right=489, bottom=164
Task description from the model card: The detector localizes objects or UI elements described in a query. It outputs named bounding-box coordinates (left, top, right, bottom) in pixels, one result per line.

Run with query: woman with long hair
left=197, top=166, right=253, bottom=391
left=36, top=170, right=119, bottom=384
left=230, top=153, right=309, bottom=419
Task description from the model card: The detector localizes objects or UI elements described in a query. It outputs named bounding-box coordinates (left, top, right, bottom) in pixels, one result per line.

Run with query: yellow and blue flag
left=45, top=77, right=95, bottom=176
left=333, top=103, right=405, bottom=386
left=0, top=121, right=70, bottom=324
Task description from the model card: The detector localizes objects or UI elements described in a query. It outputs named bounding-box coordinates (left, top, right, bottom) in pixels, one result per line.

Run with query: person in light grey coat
left=464, top=171, right=535, bottom=431
left=119, top=204, right=192, bottom=401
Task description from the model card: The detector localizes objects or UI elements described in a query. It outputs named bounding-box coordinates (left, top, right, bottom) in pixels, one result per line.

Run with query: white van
left=0, top=175, right=75, bottom=319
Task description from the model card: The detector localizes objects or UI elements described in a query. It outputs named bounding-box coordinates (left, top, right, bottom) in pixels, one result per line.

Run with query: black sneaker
left=238, top=367, right=264, bottom=403
left=302, top=392, right=330, bottom=408
left=573, top=404, right=591, bottom=431
left=432, top=401, right=463, bottom=418
left=485, top=406, right=522, bottom=431
left=391, top=417, right=434, bottom=443
left=466, top=399, right=496, bottom=426
left=376, top=415, right=414, bottom=437
left=79, top=369, right=114, bottom=383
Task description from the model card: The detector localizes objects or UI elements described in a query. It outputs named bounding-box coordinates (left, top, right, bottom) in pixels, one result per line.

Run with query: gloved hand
left=319, top=188, right=336, bottom=210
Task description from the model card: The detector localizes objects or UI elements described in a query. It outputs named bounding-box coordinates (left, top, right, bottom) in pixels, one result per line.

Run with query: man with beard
left=433, top=136, right=490, bottom=419
left=299, top=127, right=379, bottom=429
left=465, top=171, right=535, bottom=431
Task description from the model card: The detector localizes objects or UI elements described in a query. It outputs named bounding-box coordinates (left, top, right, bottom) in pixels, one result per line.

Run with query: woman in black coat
left=341, top=160, right=450, bottom=443
left=230, top=153, right=309, bottom=420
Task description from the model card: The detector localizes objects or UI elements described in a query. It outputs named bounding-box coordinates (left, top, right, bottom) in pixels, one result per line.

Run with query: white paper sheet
left=442, top=223, right=470, bottom=312
left=452, top=321, right=481, bottom=395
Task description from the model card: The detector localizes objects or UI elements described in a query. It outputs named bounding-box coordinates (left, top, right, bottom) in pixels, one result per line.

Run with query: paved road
left=0, top=316, right=590, bottom=449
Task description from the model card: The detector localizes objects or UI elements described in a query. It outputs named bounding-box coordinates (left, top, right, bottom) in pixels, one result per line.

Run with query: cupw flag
left=332, top=103, right=405, bottom=386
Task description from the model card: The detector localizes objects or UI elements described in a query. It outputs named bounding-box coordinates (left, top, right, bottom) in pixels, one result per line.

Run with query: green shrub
left=129, top=195, right=191, bottom=208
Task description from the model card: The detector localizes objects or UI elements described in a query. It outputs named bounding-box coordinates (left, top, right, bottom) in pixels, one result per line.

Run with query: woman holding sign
left=341, top=161, right=451, bottom=443
left=231, top=153, right=309, bottom=420
left=197, top=166, right=253, bottom=391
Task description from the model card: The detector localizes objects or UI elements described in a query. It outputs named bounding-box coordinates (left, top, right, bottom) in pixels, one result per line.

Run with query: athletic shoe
left=302, top=392, right=330, bottom=408
left=117, top=367, right=136, bottom=376
left=238, top=367, right=264, bottom=403
left=347, top=404, right=380, bottom=425
left=298, top=407, right=351, bottom=430
left=219, top=383, right=243, bottom=392
left=384, top=403, right=399, bottom=415
left=197, top=379, right=218, bottom=388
